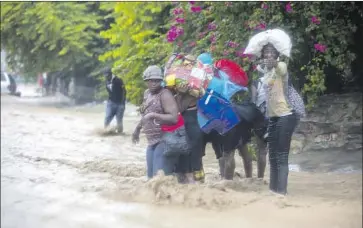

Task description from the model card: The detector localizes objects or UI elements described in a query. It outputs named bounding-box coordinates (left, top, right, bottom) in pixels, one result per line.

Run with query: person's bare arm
left=154, top=89, right=178, bottom=125
left=250, top=83, right=258, bottom=104
left=276, top=62, right=289, bottom=100
left=132, top=90, right=149, bottom=144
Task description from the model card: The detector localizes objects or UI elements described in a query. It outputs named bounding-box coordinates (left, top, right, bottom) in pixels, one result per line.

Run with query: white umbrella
left=244, top=29, right=292, bottom=58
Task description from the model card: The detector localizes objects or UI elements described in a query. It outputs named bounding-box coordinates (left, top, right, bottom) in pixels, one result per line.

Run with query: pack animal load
left=164, top=53, right=213, bottom=98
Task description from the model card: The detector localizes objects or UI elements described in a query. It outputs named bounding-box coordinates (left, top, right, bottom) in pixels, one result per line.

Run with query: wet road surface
left=1, top=89, right=362, bottom=228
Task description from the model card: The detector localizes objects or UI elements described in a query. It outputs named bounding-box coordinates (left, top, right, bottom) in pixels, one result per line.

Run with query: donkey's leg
left=237, top=143, right=253, bottom=178
left=219, top=150, right=236, bottom=180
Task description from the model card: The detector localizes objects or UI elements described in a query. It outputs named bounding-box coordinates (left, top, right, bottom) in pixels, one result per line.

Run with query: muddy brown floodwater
left=1, top=91, right=362, bottom=228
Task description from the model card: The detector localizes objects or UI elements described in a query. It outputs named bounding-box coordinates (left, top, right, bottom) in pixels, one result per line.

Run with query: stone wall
left=291, top=92, right=362, bottom=155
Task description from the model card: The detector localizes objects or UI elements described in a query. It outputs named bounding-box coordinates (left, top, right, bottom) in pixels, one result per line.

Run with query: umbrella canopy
left=214, top=59, right=248, bottom=87
left=244, top=29, right=292, bottom=58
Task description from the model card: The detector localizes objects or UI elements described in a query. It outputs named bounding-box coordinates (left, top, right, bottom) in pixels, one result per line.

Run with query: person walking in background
left=104, top=68, right=127, bottom=134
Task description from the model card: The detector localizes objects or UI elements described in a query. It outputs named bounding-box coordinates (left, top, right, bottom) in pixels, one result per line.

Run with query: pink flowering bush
left=175, top=17, right=185, bottom=24
left=314, top=43, right=327, bottom=53
left=190, top=6, right=202, bottom=13
left=166, top=26, right=184, bottom=42
left=311, top=16, right=320, bottom=25
left=285, top=2, right=293, bottom=13
left=164, top=1, right=360, bottom=108
left=208, top=22, right=217, bottom=31
left=173, top=8, right=183, bottom=15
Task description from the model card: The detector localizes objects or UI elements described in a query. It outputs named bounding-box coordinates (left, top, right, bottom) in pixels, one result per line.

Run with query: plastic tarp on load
left=197, top=89, right=241, bottom=135
left=208, top=70, right=248, bottom=100
left=197, top=59, right=249, bottom=135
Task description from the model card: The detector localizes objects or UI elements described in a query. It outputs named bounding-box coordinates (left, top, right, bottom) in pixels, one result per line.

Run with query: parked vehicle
left=1, top=71, right=21, bottom=96
left=1, top=71, right=11, bottom=94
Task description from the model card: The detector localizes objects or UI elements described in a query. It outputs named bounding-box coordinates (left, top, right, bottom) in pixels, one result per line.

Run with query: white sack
left=244, top=29, right=292, bottom=58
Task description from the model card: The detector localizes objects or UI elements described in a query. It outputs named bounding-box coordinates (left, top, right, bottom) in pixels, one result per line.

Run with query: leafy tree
left=99, top=2, right=173, bottom=104
left=1, top=2, right=101, bottom=77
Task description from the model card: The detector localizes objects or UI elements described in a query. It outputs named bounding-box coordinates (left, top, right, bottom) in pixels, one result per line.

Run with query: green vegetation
left=99, top=2, right=173, bottom=104
left=1, top=2, right=362, bottom=106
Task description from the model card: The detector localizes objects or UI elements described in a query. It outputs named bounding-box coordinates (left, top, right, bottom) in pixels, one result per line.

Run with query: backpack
left=287, top=77, right=306, bottom=118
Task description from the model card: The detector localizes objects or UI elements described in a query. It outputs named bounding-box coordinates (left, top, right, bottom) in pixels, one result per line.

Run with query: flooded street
left=1, top=88, right=362, bottom=228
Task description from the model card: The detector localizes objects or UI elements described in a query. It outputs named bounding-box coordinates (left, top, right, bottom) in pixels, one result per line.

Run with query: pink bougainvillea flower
left=225, top=2, right=233, bottom=7
left=189, top=41, right=196, bottom=47
left=166, top=26, right=184, bottom=42
left=255, top=23, right=266, bottom=31
left=235, top=50, right=244, bottom=58
left=208, top=22, right=217, bottom=30
left=252, top=65, right=257, bottom=71
left=198, top=31, right=207, bottom=40
left=259, top=23, right=266, bottom=29
left=311, top=16, right=321, bottom=25
left=210, top=34, right=217, bottom=44
left=173, top=8, right=184, bottom=15
left=226, top=41, right=239, bottom=48
left=314, top=43, right=327, bottom=53
left=175, top=27, right=184, bottom=36
left=223, top=50, right=229, bottom=56
left=285, top=2, right=293, bottom=13
left=237, top=48, right=253, bottom=59
left=261, top=2, right=268, bottom=9
left=189, top=1, right=195, bottom=5
left=166, top=29, right=177, bottom=42
left=191, top=6, right=202, bottom=13
left=175, top=17, right=185, bottom=24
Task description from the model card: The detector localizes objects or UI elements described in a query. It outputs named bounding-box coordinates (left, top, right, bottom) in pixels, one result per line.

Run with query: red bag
left=161, top=113, right=185, bottom=132
left=214, top=59, right=248, bottom=87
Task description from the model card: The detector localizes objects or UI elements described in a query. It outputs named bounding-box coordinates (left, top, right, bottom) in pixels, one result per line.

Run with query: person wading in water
left=132, top=65, right=179, bottom=179
left=260, top=43, right=300, bottom=195
left=104, top=68, right=127, bottom=134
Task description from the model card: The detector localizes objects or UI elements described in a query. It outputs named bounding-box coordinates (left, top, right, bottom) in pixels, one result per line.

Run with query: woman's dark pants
left=267, top=113, right=298, bottom=195
left=176, top=110, right=204, bottom=174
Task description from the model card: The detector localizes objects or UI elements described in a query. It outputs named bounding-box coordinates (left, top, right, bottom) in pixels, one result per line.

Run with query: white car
left=1, top=71, right=11, bottom=94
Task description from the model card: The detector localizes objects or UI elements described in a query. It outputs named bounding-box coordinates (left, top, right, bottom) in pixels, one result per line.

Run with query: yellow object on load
left=165, top=74, right=176, bottom=87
